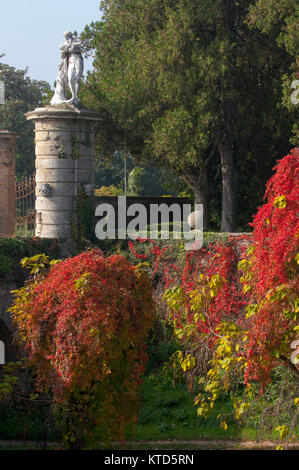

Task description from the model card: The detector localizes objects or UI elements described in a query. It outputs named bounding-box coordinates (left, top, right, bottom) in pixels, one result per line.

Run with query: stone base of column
left=27, top=104, right=100, bottom=253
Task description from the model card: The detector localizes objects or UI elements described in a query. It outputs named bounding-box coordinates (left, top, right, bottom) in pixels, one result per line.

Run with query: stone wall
left=0, top=281, right=19, bottom=364
left=0, top=282, right=16, bottom=331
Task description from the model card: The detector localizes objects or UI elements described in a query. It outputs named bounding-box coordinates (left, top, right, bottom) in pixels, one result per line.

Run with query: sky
left=0, top=0, right=102, bottom=87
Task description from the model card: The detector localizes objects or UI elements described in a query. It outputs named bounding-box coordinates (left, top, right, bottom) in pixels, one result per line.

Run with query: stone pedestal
left=0, top=130, right=18, bottom=237
left=26, top=105, right=100, bottom=250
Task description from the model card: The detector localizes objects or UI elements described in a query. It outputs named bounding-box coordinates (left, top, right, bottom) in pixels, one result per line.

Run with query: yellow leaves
left=194, top=393, right=202, bottom=405
left=0, top=361, right=21, bottom=400
left=189, top=289, right=204, bottom=314
left=218, top=341, right=232, bottom=356
left=238, top=253, right=254, bottom=273
left=235, top=402, right=250, bottom=420
left=216, top=414, right=228, bottom=431
left=243, top=284, right=251, bottom=294
left=20, top=253, right=52, bottom=277
left=275, top=425, right=290, bottom=440
left=246, top=303, right=258, bottom=318
left=196, top=401, right=211, bottom=419
left=273, top=195, right=287, bottom=209
left=217, top=321, right=240, bottom=336
left=247, top=245, right=255, bottom=256
left=220, top=420, right=228, bottom=431
left=295, top=253, right=299, bottom=265
left=89, top=327, right=99, bottom=336
left=172, top=350, right=196, bottom=373
left=294, top=398, right=299, bottom=407
left=238, top=259, right=247, bottom=271
left=134, top=261, right=150, bottom=270
left=205, top=380, right=220, bottom=392
left=74, top=272, right=92, bottom=295
left=163, top=286, right=185, bottom=311
left=63, top=433, right=76, bottom=444
left=50, top=259, right=62, bottom=267
left=209, top=274, right=226, bottom=290
left=181, top=354, right=195, bottom=372
left=190, top=274, right=226, bottom=310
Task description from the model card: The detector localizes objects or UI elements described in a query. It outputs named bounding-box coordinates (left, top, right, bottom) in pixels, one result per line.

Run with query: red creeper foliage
left=242, top=148, right=299, bottom=384
left=10, top=250, right=154, bottom=448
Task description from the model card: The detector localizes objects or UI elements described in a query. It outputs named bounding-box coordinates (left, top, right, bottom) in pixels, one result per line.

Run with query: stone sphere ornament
left=84, top=184, right=95, bottom=196
left=187, top=210, right=202, bottom=230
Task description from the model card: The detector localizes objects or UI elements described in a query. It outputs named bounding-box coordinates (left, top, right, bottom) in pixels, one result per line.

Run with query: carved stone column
left=0, top=130, right=18, bottom=237
left=27, top=106, right=100, bottom=251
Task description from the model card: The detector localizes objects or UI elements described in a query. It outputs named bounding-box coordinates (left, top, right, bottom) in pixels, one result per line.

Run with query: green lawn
left=1, top=370, right=297, bottom=448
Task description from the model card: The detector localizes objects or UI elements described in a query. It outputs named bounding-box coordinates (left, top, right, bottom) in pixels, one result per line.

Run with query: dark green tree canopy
left=81, top=0, right=295, bottom=230
left=247, top=0, right=299, bottom=144
left=0, top=59, right=51, bottom=176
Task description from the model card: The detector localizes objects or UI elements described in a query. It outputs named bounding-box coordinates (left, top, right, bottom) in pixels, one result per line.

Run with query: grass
left=126, top=375, right=242, bottom=442
left=0, top=374, right=254, bottom=445
left=0, top=374, right=298, bottom=450
left=0, top=376, right=238, bottom=443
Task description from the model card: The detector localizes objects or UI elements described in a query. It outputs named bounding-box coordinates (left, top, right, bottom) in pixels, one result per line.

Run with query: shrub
left=240, top=147, right=299, bottom=385
left=0, top=237, right=60, bottom=282
left=189, top=149, right=299, bottom=445
left=129, top=149, right=299, bottom=445
left=9, top=250, right=154, bottom=448
left=94, top=185, right=123, bottom=196
left=128, top=235, right=250, bottom=383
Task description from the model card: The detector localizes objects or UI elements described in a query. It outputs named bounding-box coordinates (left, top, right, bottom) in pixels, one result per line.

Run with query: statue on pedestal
left=51, top=31, right=84, bottom=107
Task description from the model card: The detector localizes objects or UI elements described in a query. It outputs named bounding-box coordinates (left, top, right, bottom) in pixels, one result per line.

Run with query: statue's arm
left=59, top=44, right=67, bottom=58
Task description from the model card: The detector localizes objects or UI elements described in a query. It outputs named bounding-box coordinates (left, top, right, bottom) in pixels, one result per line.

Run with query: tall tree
left=0, top=59, right=51, bottom=177
left=82, top=0, right=294, bottom=230
left=247, top=0, right=299, bottom=145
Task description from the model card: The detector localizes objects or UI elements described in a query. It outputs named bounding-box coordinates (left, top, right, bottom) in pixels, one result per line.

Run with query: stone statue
left=51, top=31, right=84, bottom=107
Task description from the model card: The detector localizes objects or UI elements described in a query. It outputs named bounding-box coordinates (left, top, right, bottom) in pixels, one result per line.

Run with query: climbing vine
left=9, top=251, right=154, bottom=449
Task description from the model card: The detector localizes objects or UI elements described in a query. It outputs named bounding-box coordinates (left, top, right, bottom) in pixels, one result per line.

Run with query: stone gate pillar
left=26, top=106, right=100, bottom=251
left=0, top=130, right=18, bottom=237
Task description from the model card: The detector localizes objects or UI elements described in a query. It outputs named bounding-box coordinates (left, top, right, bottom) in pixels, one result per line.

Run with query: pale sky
left=0, top=0, right=102, bottom=87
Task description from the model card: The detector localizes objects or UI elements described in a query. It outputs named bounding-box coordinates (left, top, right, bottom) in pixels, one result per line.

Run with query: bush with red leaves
left=241, top=148, right=299, bottom=384
left=11, top=250, right=154, bottom=448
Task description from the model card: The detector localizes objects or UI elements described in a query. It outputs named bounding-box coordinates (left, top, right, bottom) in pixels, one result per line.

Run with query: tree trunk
left=219, top=140, right=235, bottom=232
left=182, top=169, right=210, bottom=230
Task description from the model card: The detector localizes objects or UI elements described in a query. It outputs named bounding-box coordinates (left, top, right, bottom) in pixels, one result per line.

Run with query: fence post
left=0, top=130, right=19, bottom=237
left=15, top=173, right=36, bottom=236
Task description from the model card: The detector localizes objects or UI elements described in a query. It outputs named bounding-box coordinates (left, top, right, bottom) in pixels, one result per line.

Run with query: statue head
left=64, top=31, right=73, bottom=41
